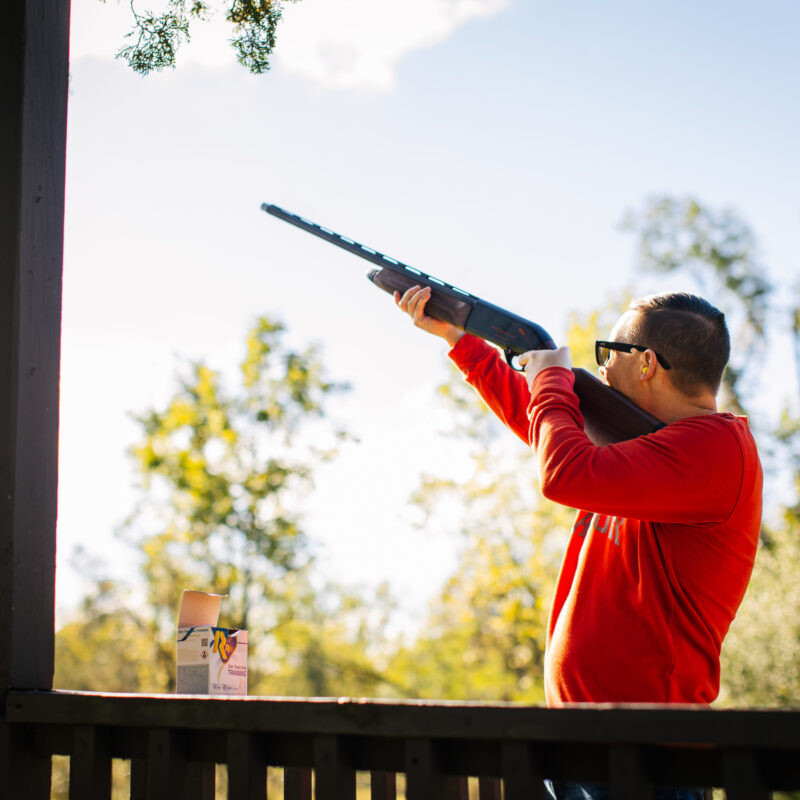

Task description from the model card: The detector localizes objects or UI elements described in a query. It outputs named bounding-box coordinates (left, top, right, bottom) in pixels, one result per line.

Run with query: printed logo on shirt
left=572, top=512, right=594, bottom=538
left=572, top=513, right=624, bottom=546
left=593, top=514, right=623, bottom=546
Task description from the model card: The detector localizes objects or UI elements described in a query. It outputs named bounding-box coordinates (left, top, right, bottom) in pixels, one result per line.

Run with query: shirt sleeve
left=528, top=368, right=745, bottom=525
left=448, top=334, right=532, bottom=444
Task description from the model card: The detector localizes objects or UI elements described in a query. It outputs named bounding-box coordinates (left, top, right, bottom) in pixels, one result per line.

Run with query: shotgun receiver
left=261, top=203, right=664, bottom=446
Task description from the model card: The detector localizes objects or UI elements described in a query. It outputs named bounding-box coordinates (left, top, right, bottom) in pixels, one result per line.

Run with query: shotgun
left=261, top=203, right=664, bottom=446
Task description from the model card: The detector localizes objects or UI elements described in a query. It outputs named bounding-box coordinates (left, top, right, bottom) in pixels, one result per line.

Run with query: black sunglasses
left=595, top=340, right=672, bottom=370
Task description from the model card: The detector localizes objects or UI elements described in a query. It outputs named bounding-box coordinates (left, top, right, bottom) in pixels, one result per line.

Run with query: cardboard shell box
left=176, top=589, right=247, bottom=696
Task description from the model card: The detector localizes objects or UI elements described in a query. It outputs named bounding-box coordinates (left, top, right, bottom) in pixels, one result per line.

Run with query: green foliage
left=385, top=296, right=635, bottom=704
left=719, top=524, right=800, bottom=708
left=111, top=0, right=297, bottom=75
left=387, top=365, right=570, bottom=702
left=719, top=405, right=800, bottom=709
left=122, top=315, right=348, bottom=682
left=114, top=0, right=192, bottom=73
left=54, top=196, right=800, bottom=716
left=622, top=195, right=773, bottom=413
left=56, top=315, right=378, bottom=697
left=625, top=195, right=800, bottom=708
left=257, top=579, right=404, bottom=697
left=227, top=0, right=283, bottom=73
left=55, top=552, right=172, bottom=692
left=395, top=195, right=800, bottom=711
left=564, top=292, right=632, bottom=370
left=127, top=316, right=345, bottom=615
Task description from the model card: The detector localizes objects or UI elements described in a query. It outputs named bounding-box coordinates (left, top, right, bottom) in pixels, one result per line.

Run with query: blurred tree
left=622, top=195, right=773, bottom=414
left=107, top=0, right=299, bottom=75
left=390, top=194, right=800, bottom=710
left=384, top=308, right=615, bottom=702
left=117, top=314, right=351, bottom=691
left=54, top=314, right=409, bottom=699
left=718, top=404, right=800, bottom=708
left=718, top=522, right=800, bottom=708
left=624, top=195, right=800, bottom=708
left=54, top=551, right=170, bottom=692
left=261, top=579, right=407, bottom=697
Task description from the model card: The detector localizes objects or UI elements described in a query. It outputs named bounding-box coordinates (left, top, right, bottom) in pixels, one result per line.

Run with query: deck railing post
left=609, top=744, right=653, bottom=800
left=186, top=761, right=215, bottom=800
left=285, top=766, right=313, bottom=800
left=131, top=758, right=148, bottom=800
left=502, top=740, right=545, bottom=800
left=0, top=0, right=68, bottom=695
left=405, top=738, right=448, bottom=800
left=227, top=730, right=267, bottom=800
left=1, top=0, right=69, bottom=793
left=0, top=721, right=52, bottom=797
left=69, top=725, right=112, bottom=799
left=370, top=770, right=397, bottom=800
left=722, top=748, right=770, bottom=800
left=313, top=734, right=356, bottom=799
left=146, top=729, right=190, bottom=800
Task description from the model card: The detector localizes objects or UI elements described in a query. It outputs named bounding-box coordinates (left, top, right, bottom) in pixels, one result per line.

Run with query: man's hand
left=519, top=346, right=572, bottom=391
left=395, top=285, right=464, bottom=348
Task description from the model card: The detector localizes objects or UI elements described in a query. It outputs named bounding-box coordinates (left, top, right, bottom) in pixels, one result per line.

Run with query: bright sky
left=59, top=0, right=800, bottom=628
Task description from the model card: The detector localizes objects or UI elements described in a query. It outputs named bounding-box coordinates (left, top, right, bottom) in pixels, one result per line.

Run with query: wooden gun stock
left=572, top=368, right=664, bottom=446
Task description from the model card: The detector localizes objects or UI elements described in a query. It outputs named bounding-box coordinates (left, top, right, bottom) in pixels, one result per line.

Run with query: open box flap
left=178, top=589, right=224, bottom=627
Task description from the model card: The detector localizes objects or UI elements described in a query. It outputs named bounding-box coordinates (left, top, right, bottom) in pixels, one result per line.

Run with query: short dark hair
left=624, top=293, right=730, bottom=396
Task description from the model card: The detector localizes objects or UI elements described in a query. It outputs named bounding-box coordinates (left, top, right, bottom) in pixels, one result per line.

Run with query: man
left=396, top=287, right=763, bottom=800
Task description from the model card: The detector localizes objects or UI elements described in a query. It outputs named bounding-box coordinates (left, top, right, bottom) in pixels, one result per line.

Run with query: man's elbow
left=539, top=471, right=572, bottom=505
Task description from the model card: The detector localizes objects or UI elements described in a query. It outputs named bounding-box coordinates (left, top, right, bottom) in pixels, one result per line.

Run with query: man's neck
left=644, top=392, right=718, bottom=425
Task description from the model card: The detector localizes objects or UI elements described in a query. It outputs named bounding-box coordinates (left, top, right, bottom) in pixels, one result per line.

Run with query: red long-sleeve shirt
left=449, top=334, right=762, bottom=706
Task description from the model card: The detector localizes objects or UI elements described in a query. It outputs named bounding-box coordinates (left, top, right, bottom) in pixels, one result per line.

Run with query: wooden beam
left=0, top=1, right=69, bottom=795
left=0, top=0, right=69, bottom=693
left=9, top=691, right=800, bottom=752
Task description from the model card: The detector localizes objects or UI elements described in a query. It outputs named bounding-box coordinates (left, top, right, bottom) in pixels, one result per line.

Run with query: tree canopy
left=109, top=0, right=297, bottom=75
left=56, top=196, right=800, bottom=712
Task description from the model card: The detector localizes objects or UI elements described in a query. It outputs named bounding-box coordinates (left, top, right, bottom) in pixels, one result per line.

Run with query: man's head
left=602, top=293, right=729, bottom=405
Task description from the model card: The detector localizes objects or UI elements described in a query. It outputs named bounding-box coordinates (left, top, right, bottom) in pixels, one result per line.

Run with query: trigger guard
left=504, top=349, right=525, bottom=372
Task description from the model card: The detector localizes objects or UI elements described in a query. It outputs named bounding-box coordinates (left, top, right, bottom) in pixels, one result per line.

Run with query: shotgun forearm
left=261, top=203, right=664, bottom=445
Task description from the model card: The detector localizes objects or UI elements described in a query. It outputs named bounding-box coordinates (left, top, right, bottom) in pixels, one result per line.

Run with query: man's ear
left=639, top=351, right=657, bottom=381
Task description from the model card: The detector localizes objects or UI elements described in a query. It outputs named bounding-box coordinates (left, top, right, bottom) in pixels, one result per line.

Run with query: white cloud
left=276, top=0, right=511, bottom=90
left=70, top=0, right=510, bottom=90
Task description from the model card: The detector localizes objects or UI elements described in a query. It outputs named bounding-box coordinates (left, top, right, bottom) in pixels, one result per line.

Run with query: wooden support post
left=478, top=776, right=502, bottom=800
left=445, top=776, right=469, bottom=800
left=722, top=748, right=769, bottom=800
left=502, top=741, right=546, bottom=800
left=227, top=731, right=267, bottom=800
left=371, top=770, right=397, bottom=800
left=130, top=758, right=148, bottom=800
left=0, top=0, right=68, bottom=695
left=146, top=729, right=189, bottom=800
left=405, top=739, right=447, bottom=800
left=0, top=722, right=51, bottom=798
left=69, top=725, right=112, bottom=800
left=608, top=745, right=652, bottom=800
left=314, top=734, right=356, bottom=800
left=186, top=761, right=215, bottom=800
left=1, top=0, right=68, bottom=788
left=284, top=766, right=312, bottom=800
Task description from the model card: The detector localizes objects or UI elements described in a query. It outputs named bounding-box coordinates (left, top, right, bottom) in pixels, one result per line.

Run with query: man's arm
left=396, top=285, right=532, bottom=443
left=528, top=367, right=745, bottom=524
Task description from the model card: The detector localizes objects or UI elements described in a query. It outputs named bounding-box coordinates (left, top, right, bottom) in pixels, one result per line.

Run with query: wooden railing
left=5, top=690, right=800, bottom=799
